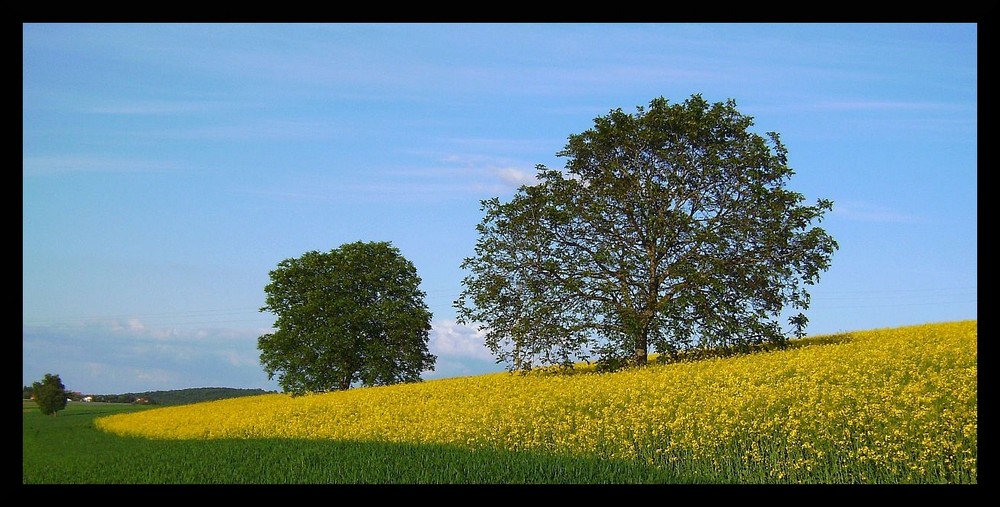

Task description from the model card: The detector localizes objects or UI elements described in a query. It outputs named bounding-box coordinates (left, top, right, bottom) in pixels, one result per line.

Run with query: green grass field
left=23, top=400, right=677, bottom=484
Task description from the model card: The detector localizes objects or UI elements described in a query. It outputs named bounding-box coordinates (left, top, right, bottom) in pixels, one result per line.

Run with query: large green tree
left=258, top=241, right=435, bottom=394
left=32, top=373, right=68, bottom=416
left=455, top=94, right=838, bottom=372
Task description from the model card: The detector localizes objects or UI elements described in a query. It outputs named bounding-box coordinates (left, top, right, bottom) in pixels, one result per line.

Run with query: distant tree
left=23, top=385, right=32, bottom=400
left=456, top=94, right=838, bottom=372
left=141, top=387, right=272, bottom=405
left=258, top=241, right=436, bottom=395
left=31, top=373, right=68, bottom=416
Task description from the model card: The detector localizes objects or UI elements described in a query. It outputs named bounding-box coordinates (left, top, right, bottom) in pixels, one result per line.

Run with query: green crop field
left=23, top=321, right=976, bottom=484
left=23, top=400, right=669, bottom=484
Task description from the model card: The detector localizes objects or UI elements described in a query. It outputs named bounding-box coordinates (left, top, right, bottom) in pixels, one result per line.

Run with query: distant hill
left=87, top=387, right=275, bottom=405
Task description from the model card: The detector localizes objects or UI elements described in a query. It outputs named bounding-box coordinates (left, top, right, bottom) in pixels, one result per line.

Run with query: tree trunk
left=636, top=249, right=657, bottom=368
left=634, top=324, right=649, bottom=367
left=634, top=344, right=648, bottom=367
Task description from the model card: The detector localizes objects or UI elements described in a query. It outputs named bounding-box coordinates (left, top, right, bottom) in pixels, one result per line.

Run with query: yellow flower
left=95, top=321, right=976, bottom=483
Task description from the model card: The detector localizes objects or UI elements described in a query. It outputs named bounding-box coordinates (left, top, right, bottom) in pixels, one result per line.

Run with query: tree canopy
left=258, top=241, right=435, bottom=395
left=455, top=94, right=838, bottom=372
left=32, top=373, right=68, bottom=416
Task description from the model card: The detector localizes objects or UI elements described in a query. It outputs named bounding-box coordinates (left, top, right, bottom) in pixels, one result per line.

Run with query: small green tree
left=258, top=241, right=436, bottom=395
left=31, top=373, right=68, bottom=416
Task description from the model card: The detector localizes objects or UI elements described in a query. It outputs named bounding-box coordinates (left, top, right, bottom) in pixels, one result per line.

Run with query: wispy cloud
left=23, top=316, right=500, bottom=392
left=832, top=200, right=920, bottom=223
left=81, top=99, right=231, bottom=115
left=27, top=24, right=722, bottom=99
left=146, top=119, right=338, bottom=142
left=22, top=156, right=179, bottom=176
left=432, top=151, right=543, bottom=192
left=749, top=100, right=973, bottom=116
left=438, top=138, right=559, bottom=157
left=243, top=181, right=505, bottom=204
left=242, top=149, right=542, bottom=204
left=23, top=318, right=269, bottom=393
left=492, top=167, right=540, bottom=187
left=111, top=318, right=146, bottom=334
left=799, top=101, right=966, bottom=112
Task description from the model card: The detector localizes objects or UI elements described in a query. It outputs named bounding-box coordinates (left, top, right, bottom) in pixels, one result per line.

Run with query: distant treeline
left=23, top=386, right=275, bottom=406
left=102, top=387, right=276, bottom=405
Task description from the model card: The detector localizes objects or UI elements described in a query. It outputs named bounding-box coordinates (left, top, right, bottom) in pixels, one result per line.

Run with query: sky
left=23, top=23, right=977, bottom=395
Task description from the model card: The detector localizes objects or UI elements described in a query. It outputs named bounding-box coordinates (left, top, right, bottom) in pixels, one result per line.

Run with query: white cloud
left=493, top=167, right=539, bottom=187
left=419, top=151, right=543, bottom=193
left=151, top=328, right=182, bottom=340
left=127, top=318, right=146, bottom=332
left=24, top=317, right=504, bottom=393
left=23, top=320, right=273, bottom=394
left=833, top=201, right=919, bottom=223
left=428, top=320, right=495, bottom=362
left=245, top=151, right=543, bottom=204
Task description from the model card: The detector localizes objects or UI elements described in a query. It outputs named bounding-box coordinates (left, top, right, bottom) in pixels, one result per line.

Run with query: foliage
left=31, top=373, right=68, bottom=416
left=455, top=94, right=838, bottom=371
left=258, top=241, right=435, bottom=395
left=98, top=321, right=976, bottom=484
left=142, top=387, right=274, bottom=405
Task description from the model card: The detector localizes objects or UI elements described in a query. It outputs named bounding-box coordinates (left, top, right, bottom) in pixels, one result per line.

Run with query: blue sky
left=23, top=23, right=977, bottom=395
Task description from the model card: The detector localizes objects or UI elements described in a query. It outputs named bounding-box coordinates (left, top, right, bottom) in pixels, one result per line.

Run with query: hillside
left=96, top=321, right=976, bottom=483
left=88, top=387, right=274, bottom=405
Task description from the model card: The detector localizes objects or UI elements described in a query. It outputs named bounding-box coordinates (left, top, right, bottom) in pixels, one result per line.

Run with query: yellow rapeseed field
left=96, top=320, right=976, bottom=482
